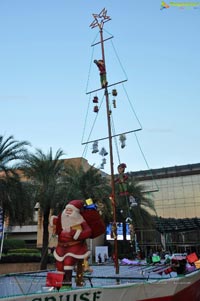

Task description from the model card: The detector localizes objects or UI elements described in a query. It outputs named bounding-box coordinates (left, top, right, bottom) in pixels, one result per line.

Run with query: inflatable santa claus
left=50, top=200, right=92, bottom=287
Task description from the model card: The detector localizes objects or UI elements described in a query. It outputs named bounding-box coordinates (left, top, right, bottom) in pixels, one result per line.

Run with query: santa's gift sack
left=46, top=272, right=63, bottom=288
left=186, top=252, right=198, bottom=264
left=194, top=260, right=200, bottom=269
left=81, top=208, right=106, bottom=238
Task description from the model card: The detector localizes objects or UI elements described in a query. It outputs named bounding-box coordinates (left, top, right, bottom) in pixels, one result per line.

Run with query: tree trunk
left=40, top=208, right=50, bottom=270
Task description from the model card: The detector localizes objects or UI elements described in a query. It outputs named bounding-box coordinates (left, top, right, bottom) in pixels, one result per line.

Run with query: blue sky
left=0, top=0, right=200, bottom=174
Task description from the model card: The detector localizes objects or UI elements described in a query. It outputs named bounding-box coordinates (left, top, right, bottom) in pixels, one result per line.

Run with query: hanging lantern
left=112, top=99, right=116, bottom=108
left=93, top=96, right=99, bottom=103
left=102, top=158, right=106, bottom=164
left=119, top=134, right=126, bottom=148
left=112, top=89, right=117, bottom=96
left=92, top=141, right=99, bottom=153
left=93, top=105, right=99, bottom=113
left=100, top=162, right=104, bottom=169
left=129, top=195, right=138, bottom=208
left=99, top=147, right=108, bottom=156
left=126, top=217, right=133, bottom=224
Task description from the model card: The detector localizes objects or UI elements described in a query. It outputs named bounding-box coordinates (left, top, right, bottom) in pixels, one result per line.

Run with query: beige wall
left=0, top=263, right=55, bottom=275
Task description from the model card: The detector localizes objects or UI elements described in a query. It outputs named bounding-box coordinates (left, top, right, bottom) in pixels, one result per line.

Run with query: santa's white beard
left=61, top=210, right=84, bottom=232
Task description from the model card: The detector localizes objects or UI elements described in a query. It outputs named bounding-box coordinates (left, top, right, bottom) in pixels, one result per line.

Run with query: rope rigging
left=111, top=114, right=121, bottom=166
left=85, top=33, right=98, bottom=94
left=81, top=26, right=158, bottom=193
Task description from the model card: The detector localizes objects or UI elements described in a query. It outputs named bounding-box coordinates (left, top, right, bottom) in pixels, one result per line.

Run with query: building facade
left=131, top=163, right=200, bottom=219
left=131, top=163, right=200, bottom=254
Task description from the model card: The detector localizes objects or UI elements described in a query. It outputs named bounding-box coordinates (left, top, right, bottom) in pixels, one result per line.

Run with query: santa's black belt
left=58, top=241, right=82, bottom=247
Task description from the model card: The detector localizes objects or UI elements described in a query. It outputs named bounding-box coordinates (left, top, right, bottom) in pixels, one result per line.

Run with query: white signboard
left=95, top=246, right=108, bottom=263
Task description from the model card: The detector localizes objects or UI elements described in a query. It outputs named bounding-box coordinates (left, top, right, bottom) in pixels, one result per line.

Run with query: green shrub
left=8, top=248, right=40, bottom=254
left=0, top=253, right=41, bottom=263
left=0, top=253, right=55, bottom=264
left=3, top=239, right=26, bottom=253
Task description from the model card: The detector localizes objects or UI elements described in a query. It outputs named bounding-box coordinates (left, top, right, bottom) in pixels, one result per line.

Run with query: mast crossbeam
left=91, top=36, right=113, bottom=47
left=86, top=79, right=127, bottom=95
left=82, top=129, right=142, bottom=145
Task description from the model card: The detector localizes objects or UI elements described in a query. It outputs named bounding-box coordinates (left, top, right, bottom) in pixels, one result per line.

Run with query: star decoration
left=90, top=8, right=111, bottom=29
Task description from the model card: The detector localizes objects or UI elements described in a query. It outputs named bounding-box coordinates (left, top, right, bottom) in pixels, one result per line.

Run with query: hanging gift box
left=112, top=89, right=117, bottom=96
left=93, top=105, right=99, bottom=113
left=93, top=96, right=99, bottom=103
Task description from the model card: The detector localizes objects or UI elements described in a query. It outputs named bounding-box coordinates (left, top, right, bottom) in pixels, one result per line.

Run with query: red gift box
left=186, top=252, right=198, bottom=264
left=46, top=272, right=63, bottom=288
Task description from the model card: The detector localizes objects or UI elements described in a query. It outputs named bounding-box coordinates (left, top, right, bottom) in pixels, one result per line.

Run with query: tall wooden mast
left=90, top=9, right=119, bottom=274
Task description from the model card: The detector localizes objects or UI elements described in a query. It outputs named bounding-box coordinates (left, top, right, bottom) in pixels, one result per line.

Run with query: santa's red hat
left=65, top=200, right=84, bottom=212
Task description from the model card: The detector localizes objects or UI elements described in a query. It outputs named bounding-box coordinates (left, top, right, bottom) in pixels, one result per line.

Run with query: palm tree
left=22, top=152, right=112, bottom=270
left=63, top=164, right=111, bottom=200
left=59, top=164, right=112, bottom=221
left=22, top=148, right=66, bottom=270
left=115, top=173, right=156, bottom=255
left=0, top=135, right=31, bottom=225
left=115, top=174, right=156, bottom=222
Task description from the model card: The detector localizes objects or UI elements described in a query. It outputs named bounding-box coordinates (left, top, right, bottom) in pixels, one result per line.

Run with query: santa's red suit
left=50, top=200, right=92, bottom=273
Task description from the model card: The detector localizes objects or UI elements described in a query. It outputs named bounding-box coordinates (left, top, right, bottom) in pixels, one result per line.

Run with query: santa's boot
left=63, top=270, right=73, bottom=288
left=76, top=259, right=84, bottom=287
